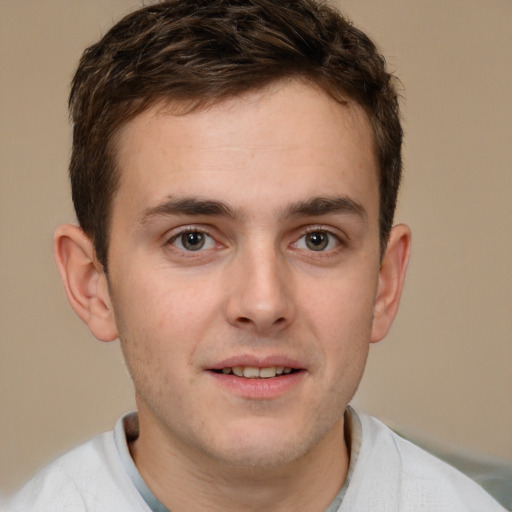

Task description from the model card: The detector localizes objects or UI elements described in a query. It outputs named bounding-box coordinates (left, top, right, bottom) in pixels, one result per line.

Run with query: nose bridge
left=226, top=237, right=294, bottom=332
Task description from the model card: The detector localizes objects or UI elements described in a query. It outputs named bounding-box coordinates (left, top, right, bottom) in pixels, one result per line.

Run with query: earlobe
left=370, top=224, right=411, bottom=343
left=53, top=224, right=118, bottom=342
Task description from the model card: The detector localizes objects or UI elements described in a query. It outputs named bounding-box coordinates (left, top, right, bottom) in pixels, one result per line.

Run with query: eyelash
left=164, top=225, right=345, bottom=256
left=293, top=227, right=343, bottom=253
left=166, top=227, right=215, bottom=251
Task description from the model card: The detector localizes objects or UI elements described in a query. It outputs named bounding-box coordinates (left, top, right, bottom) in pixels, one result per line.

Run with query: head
left=69, top=0, right=402, bottom=271
left=56, top=0, right=410, bottom=482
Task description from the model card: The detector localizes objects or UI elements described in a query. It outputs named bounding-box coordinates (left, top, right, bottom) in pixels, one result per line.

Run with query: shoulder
left=6, top=431, right=149, bottom=512
left=341, top=411, right=507, bottom=511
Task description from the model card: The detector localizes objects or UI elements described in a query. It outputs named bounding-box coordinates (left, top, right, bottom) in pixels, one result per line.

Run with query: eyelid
left=165, top=225, right=218, bottom=250
left=301, top=224, right=346, bottom=242
left=290, top=225, right=346, bottom=252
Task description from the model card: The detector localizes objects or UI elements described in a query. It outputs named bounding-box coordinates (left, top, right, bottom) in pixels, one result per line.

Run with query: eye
left=294, top=230, right=340, bottom=252
left=170, top=230, right=216, bottom=251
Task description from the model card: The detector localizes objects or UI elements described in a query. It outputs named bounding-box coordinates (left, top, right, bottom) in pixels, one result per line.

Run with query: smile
left=208, top=362, right=306, bottom=399
left=213, top=366, right=297, bottom=378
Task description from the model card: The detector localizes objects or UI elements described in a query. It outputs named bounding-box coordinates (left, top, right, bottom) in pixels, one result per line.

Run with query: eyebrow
left=140, top=197, right=240, bottom=224
left=140, top=195, right=367, bottom=224
left=283, top=196, right=368, bottom=223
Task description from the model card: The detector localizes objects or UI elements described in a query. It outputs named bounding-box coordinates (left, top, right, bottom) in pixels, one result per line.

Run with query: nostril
left=235, top=316, right=288, bottom=329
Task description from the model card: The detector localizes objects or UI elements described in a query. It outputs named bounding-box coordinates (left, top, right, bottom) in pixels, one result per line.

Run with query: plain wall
left=1, top=0, right=511, bottom=494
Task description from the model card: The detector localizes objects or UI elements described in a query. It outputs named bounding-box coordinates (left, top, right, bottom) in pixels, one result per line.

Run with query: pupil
left=306, top=232, right=328, bottom=251
left=183, top=232, right=204, bottom=250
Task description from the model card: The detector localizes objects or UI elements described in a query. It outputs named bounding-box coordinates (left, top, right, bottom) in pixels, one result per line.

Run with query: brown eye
left=170, top=230, right=215, bottom=252
left=181, top=232, right=205, bottom=251
left=305, top=231, right=329, bottom=251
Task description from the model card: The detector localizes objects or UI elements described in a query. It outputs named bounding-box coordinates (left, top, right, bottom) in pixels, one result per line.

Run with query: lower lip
left=208, top=370, right=306, bottom=400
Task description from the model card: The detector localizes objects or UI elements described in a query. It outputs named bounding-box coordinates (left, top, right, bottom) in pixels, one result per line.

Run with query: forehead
left=112, top=80, right=379, bottom=221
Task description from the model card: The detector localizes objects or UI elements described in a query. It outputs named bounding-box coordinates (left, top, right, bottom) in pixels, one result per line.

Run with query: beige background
left=1, top=0, right=511, bottom=495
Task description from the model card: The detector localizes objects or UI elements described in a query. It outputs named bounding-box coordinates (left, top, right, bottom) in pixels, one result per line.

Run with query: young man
left=7, top=1, right=506, bottom=511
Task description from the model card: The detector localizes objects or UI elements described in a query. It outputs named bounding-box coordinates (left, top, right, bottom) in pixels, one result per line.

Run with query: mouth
left=207, top=360, right=306, bottom=398
left=210, top=366, right=299, bottom=379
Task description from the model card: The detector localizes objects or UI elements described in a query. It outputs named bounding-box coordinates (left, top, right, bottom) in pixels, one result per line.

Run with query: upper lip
left=207, top=354, right=305, bottom=371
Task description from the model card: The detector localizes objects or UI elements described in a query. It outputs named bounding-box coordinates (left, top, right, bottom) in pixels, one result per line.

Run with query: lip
left=208, top=354, right=305, bottom=371
left=208, top=369, right=306, bottom=400
left=205, top=354, right=307, bottom=400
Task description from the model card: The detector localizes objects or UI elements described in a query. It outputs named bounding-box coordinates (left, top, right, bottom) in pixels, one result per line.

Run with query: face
left=106, top=81, right=383, bottom=469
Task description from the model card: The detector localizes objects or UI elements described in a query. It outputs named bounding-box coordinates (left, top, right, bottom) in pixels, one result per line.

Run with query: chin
left=206, top=420, right=330, bottom=471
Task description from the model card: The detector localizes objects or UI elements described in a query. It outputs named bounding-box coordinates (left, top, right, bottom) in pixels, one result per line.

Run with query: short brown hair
left=69, top=0, right=403, bottom=269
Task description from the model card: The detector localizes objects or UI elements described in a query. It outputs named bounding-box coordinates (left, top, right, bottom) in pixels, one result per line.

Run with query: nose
left=225, top=244, right=296, bottom=334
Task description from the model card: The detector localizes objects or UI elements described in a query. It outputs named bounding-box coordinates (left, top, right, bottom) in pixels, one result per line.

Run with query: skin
left=55, top=80, right=410, bottom=511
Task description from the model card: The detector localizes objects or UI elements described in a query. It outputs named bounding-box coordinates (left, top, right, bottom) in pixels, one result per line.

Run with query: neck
left=130, top=409, right=349, bottom=512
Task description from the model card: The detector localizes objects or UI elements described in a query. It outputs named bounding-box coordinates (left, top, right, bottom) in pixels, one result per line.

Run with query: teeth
left=243, top=367, right=260, bottom=378
left=259, top=367, right=277, bottom=378
left=232, top=366, right=244, bottom=377
left=220, top=366, right=295, bottom=378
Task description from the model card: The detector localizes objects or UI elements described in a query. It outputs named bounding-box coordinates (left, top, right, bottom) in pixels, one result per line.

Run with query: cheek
left=301, top=267, right=378, bottom=330
left=299, top=268, right=377, bottom=374
left=114, top=267, right=195, bottom=322
left=111, top=270, right=224, bottom=364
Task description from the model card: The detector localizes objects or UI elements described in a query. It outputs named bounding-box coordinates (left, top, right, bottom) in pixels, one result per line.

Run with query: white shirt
left=6, top=408, right=506, bottom=511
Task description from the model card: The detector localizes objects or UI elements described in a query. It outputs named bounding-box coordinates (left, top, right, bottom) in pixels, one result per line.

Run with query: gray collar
left=114, top=407, right=362, bottom=512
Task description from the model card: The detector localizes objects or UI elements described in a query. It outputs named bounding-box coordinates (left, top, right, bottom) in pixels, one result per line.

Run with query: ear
left=370, top=224, right=411, bottom=343
left=53, top=224, right=118, bottom=342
